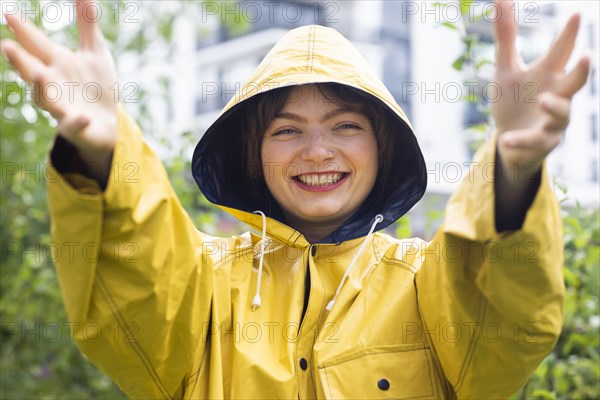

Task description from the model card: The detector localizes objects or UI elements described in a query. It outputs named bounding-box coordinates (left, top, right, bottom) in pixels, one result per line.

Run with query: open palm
left=1, top=0, right=118, bottom=166
left=491, top=0, right=590, bottom=172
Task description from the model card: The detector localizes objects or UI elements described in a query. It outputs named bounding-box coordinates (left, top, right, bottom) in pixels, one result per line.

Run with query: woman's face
left=261, top=85, right=378, bottom=230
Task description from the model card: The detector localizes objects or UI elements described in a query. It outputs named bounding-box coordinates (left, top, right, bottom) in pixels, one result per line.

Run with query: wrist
left=496, top=141, right=542, bottom=187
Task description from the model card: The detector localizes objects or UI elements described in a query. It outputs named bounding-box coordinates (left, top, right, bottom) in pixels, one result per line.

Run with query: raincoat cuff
left=48, top=135, right=103, bottom=195
left=443, top=131, right=558, bottom=242
left=520, top=157, right=559, bottom=237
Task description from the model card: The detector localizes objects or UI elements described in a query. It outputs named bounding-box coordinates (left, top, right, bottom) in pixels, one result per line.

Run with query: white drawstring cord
left=325, top=214, right=384, bottom=312
left=252, top=211, right=268, bottom=311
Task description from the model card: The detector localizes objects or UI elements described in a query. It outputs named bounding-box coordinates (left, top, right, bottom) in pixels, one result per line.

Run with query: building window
left=239, top=0, right=324, bottom=35
left=590, top=67, right=597, bottom=96
left=592, top=159, right=599, bottom=183
left=592, top=114, right=598, bottom=142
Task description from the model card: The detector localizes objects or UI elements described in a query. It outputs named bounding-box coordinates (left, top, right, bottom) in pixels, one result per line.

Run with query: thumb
left=57, top=113, right=91, bottom=138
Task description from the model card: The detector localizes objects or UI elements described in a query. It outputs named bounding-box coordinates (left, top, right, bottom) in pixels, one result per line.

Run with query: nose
left=300, top=129, right=334, bottom=162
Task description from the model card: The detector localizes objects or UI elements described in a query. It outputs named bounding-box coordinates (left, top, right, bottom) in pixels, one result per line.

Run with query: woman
left=1, top=0, right=590, bottom=398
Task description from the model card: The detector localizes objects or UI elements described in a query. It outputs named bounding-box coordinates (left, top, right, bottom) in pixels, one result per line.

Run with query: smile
left=293, top=172, right=349, bottom=190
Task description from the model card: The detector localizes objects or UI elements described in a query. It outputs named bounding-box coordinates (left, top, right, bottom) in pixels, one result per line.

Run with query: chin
left=299, top=208, right=346, bottom=221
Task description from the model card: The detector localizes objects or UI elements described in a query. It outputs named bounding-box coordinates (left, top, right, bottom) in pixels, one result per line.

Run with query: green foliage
left=437, top=1, right=492, bottom=152
left=0, top=19, right=111, bottom=395
left=394, top=215, right=413, bottom=239
left=518, top=206, right=600, bottom=399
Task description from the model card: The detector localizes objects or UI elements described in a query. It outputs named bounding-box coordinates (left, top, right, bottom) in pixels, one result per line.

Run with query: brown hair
left=237, top=83, right=398, bottom=211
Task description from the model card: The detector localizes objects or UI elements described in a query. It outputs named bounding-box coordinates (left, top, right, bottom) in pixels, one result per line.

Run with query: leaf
left=440, top=22, right=459, bottom=31
left=467, top=122, right=488, bottom=133
left=395, top=217, right=412, bottom=238
left=460, top=0, right=474, bottom=17
left=553, top=179, right=569, bottom=195
left=530, top=389, right=556, bottom=399
left=452, top=55, right=466, bottom=71
left=562, top=267, right=578, bottom=287
left=462, top=93, right=481, bottom=103
left=475, top=59, right=492, bottom=69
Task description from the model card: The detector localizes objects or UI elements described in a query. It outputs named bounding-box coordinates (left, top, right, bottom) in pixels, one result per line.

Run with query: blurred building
left=124, top=0, right=599, bottom=232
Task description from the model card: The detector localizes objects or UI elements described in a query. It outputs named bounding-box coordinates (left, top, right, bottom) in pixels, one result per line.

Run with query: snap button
left=299, top=358, right=308, bottom=370
left=311, top=246, right=317, bottom=257
left=377, top=378, right=390, bottom=391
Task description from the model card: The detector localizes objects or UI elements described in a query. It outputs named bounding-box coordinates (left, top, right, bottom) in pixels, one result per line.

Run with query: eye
left=336, top=123, right=361, bottom=131
left=273, top=128, right=298, bottom=136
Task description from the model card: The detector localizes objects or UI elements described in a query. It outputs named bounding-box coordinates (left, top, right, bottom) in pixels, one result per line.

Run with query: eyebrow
left=274, top=107, right=357, bottom=124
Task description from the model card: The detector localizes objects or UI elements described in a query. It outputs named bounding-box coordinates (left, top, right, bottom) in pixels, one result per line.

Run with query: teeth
left=297, top=173, right=343, bottom=186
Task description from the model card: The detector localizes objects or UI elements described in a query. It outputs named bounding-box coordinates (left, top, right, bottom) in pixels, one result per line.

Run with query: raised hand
left=1, top=0, right=118, bottom=180
left=490, top=0, right=591, bottom=230
left=491, top=0, right=590, bottom=179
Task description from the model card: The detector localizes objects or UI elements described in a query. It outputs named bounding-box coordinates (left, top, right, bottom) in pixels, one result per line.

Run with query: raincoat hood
left=192, top=25, right=427, bottom=243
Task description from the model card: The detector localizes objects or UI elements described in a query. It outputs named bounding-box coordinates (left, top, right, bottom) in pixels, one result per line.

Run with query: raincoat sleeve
left=415, top=135, right=564, bottom=398
left=47, top=106, right=213, bottom=399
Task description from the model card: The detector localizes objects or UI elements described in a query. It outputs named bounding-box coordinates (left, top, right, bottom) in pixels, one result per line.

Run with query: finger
left=0, top=39, right=47, bottom=83
left=76, top=0, right=105, bottom=50
left=3, top=13, right=57, bottom=64
left=539, top=93, right=571, bottom=132
left=57, top=113, right=91, bottom=137
left=1, top=39, right=65, bottom=118
left=558, top=54, right=591, bottom=98
left=493, top=0, right=520, bottom=69
left=542, top=14, right=580, bottom=72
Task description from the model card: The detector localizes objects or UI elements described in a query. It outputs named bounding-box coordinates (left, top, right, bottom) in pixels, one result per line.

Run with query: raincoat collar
left=192, top=25, right=427, bottom=244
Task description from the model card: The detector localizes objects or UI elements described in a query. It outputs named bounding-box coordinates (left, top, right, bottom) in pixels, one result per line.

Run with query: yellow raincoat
left=48, top=25, right=564, bottom=399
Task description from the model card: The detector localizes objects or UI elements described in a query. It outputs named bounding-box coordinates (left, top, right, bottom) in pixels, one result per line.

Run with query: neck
left=284, top=213, right=342, bottom=244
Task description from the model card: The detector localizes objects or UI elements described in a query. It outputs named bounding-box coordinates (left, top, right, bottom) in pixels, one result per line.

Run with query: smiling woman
left=238, top=83, right=402, bottom=220
left=260, top=85, right=379, bottom=242
left=231, top=83, right=403, bottom=243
